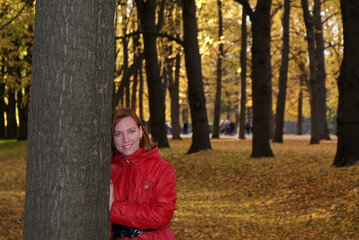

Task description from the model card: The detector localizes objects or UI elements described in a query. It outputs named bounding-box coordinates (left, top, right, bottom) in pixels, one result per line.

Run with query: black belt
left=111, top=224, right=158, bottom=239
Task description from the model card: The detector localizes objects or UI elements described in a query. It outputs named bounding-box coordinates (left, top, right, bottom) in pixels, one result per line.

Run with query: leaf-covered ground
left=1, top=138, right=358, bottom=239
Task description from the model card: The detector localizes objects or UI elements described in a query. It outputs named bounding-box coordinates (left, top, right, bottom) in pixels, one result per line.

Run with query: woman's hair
left=112, top=108, right=156, bottom=155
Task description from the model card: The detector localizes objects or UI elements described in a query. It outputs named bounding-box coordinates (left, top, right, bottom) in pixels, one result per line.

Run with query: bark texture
left=23, top=0, right=115, bottom=238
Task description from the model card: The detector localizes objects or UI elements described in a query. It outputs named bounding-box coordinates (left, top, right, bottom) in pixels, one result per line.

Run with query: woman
left=109, top=108, right=177, bottom=240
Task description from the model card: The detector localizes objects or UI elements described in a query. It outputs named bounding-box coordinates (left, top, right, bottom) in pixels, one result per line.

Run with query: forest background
left=0, top=0, right=342, bottom=144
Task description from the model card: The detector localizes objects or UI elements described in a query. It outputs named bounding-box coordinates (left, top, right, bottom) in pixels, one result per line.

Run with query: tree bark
left=273, top=0, right=291, bottom=143
left=182, top=0, right=212, bottom=153
left=313, top=0, right=330, bottom=140
left=17, top=86, right=29, bottom=140
left=333, top=0, right=359, bottom=167
left=0, top=83, right=5, bottom=139
left=136, top=0, right=169, bottom=148
left=238, top=7, right=247, bottom=140
left=168, top=51, right=182, bottom=140
left=212, top=0, right=224, bottom=139
left=6, top=88, right=17, bottom=139
left=301, top=0, right=329, bottom=144
left=23, top=0, right=115, bottom=238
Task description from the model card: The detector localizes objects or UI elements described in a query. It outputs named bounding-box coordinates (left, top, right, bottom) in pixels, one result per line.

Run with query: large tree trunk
left=250, top=0, right=274, bottom=157
left=212, top=0, right=224, bottom=139
left=182, top=0, right=212, bottom=153
left=23, top=0, right=115, bottom=238
left=238, top=7, right=247, bottom=140
left=136, top=0, right=169, bottom=148
left=333, top=0, right=359, bottom=167
left=301, top=0, right=329, bottom=144
left=273, top=0, right=291, bottom=143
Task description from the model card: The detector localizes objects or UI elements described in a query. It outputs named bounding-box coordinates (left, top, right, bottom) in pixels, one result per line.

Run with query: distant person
left=183, top=121, right=188, bottom=134
left=229, top=121, right=235, bottom=136
left=110, top=108, right=177, bottom=239
left=224, top=119, right=230, bottom=135
left=245, top=121, right=252, bottom=134
left=165, top=121, right=172, bottom=134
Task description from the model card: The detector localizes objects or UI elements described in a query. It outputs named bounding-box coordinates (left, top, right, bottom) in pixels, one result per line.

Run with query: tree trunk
left=139, top=61, right=144, bottom=122
left=23, top=0, right=115, bottom=238
left=301, top=0, right=329, bottom=144
left=131, top=32, right=140, bottom=110
left=273, top=0, right=291, bottom=143
left=250, top=0, right=274, bottom=157
left=212, top=0, right=224, bottom=139
left=297, top=88, right=303, bottom=135
left=168, top=51, right=182, bottom=140
left=313, top=0, right=330, bottom=140
left=17, top=86, right=29, bottom=140
left=0, top=83, right=5, bottom=139
left=182, top=0, right=212, bottom=153
left=297, top=61, right=307, bottom=135
left=238, top=7, right=247, bottom=140
left=136, top=0, right=169, bottom=148
left=333, top=0, right=359, bottom=167
left=6, top=88, right=17, bottom=139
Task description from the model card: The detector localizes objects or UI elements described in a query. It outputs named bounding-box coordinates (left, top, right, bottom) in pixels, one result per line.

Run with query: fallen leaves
left=160, top=138, right=359, bottom=240
left=1, top=139, right=358, bottom=239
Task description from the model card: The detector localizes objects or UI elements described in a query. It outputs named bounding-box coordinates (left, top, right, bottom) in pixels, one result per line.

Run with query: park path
left=169, top=134, right=338, bottom=141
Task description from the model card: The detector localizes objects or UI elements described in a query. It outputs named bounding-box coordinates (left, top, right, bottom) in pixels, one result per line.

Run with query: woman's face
left=113, top=116, right=143, bottom=156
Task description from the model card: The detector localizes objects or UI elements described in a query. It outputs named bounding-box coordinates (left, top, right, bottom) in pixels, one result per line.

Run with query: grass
left=1, top=138, right=358, bottom=239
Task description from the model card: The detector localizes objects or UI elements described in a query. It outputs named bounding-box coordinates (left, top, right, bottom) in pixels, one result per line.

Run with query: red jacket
left=110, top=147, right=176, bottom=240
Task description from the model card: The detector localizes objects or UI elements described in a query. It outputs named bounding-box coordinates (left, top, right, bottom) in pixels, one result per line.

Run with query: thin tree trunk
left=182, top=0, right=212, bottom=153
left=297, top=61, right=307, bottom=135
left=17, top=87, right=29, bottom=140
left=23, top=0, right=115, bottom=238
left=333, top=0, right=359, bottom=167
left=131, top=30, right=139, bottom=110
left=168, top=51, right=182, bottom=140
left=273, top=0, right=291, bottom=143
left=212, top=0, right=224, bottom=139
left=139, top=61, right=144, bottom=122
left=313, top=0, right=330, bottom=140
left=0, top=83, right=5, bottom=139
left=238, top=7, right=247, bottom=140
left=6, top=89, right=17, bottom=139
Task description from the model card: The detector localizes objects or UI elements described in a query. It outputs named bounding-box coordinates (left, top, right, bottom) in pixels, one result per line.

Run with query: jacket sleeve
left=109, top=163, right=176, bottom=229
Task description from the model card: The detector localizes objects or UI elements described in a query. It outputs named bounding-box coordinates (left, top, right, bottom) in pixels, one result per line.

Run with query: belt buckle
left=126, top=227, right=142, bottom=238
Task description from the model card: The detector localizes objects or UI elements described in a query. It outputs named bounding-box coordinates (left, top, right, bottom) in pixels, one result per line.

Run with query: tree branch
left=0, top=0, right=33, bottom=32
left=233, top=0, right=254, bottom=20
left=116, top=30, right=184, bottom=46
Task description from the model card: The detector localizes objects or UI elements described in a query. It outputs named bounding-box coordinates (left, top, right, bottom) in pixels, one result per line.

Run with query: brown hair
left=112, top=108, right=156, bottom=155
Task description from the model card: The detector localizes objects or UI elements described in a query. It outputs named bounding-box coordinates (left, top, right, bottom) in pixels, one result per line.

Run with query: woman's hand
left=109, top=180, right=115, bottom=211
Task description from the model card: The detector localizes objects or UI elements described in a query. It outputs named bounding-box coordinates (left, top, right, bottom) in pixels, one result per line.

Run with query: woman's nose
left=122, top=133, right=128, bottom=142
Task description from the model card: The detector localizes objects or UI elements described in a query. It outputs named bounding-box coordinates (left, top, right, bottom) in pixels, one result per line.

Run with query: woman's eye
left=129, top=129, right=135, bottom=134
left=114, top=132, right=122, bottom=137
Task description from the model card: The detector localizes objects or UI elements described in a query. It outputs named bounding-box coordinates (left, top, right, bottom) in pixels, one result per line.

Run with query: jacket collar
left=112, top=147, right=160, bottom=165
